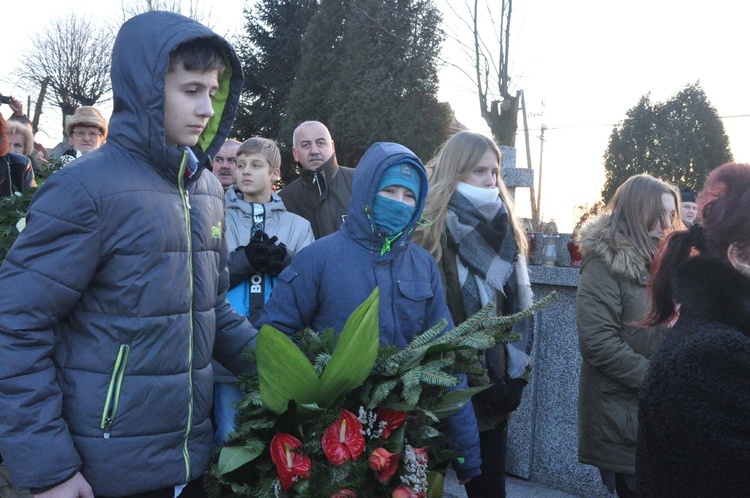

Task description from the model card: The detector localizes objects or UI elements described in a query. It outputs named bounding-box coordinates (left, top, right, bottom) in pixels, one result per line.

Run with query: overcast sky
left=3, top=0, right=748, bottom=231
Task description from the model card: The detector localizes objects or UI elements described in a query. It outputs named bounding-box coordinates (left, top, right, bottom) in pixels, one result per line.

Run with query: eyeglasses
left=72, top=130, right=102, bottom=138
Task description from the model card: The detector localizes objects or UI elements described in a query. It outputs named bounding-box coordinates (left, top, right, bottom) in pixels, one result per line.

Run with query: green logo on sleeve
left=211, top=221, right=223, bottom=239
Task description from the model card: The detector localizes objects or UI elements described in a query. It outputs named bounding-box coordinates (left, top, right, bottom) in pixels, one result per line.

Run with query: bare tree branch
left=119, top=0, right=215, bottom=28
left=18, top=14, right=113, bottom=134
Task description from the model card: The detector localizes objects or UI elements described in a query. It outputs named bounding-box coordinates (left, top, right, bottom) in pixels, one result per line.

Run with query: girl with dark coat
left=637, top=162, right=750, bottom=497
left=575, top=174, right=680, bottom=497
left=413, top=131, right=532, bottom=498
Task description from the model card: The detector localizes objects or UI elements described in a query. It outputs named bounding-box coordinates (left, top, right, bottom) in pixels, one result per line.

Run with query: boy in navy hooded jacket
left=258, top=141, right=482, bottom=482
left=0, top=11, right=255, bottom=497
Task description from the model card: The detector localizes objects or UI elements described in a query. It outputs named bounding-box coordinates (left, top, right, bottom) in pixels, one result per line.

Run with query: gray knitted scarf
left=446, top=188, right=533, bottom=379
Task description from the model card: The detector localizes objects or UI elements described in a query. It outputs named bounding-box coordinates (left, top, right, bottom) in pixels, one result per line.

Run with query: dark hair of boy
left=167, top=38, right=227, bottom=73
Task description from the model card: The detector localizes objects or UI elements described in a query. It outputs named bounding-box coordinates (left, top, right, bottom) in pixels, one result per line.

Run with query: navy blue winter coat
left=258, top=142, right=482, bottom=479
left=0, top=12, right=255, bottom=496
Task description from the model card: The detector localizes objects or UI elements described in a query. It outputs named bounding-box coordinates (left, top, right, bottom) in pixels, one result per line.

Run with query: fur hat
left=65, top=106, right=108, bottom=137
left=0, top=114, right=8, bottom=156
left=680, top=186, right=697, bottom=204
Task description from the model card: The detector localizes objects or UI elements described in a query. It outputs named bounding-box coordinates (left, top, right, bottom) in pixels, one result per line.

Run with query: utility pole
left=535, top=124, right=547, bottom=227
left=520, top=91, right=539, bottom=230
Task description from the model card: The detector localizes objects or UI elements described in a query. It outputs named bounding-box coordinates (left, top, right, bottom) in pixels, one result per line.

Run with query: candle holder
left=542, top=234, right=560, bottom=267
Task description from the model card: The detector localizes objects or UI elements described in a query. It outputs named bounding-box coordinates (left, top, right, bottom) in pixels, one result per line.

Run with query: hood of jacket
left=106, top=11, right=243, bottom=184
left=577, top=213, right=648, bottom=282
left=340, top=142, right=427, bottom=254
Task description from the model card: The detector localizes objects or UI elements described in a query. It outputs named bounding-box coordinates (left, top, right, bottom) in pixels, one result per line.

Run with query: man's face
left=292, top=122, right=335, bottom=171
left=212, top=142, right=240, bottom=190
left=681, top=201, right=698, bottom=225
left=164, top=64, right=219, bottom=147
left=68, top=126, right=104, bottom=154
left=8, top=133, right=27, bottom=155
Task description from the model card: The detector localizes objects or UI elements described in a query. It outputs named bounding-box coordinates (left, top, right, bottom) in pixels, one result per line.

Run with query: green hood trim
left=198, top=57, right=233, bottom=152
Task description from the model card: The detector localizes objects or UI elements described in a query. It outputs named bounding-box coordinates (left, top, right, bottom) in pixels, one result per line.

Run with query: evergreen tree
left=280, top=0, right=350, bottom=148
left=233, top=0, right=318, bottom=148
left=602, top=83, right=733, bottom=202
left=283, top=0, right=449, bottom=167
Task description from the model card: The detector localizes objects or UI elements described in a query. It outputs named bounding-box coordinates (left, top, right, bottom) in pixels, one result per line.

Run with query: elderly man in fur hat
left=60, top=106, right=108, bottom=165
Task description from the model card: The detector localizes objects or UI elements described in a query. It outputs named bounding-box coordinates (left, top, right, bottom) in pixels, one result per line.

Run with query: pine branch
left=419, top=369, right=460, bottom=387
left=406, top=318, right=449, bottom=349
left=368, top=379, right=400, bottom=409
left=313, top=353, right=331, bottom=376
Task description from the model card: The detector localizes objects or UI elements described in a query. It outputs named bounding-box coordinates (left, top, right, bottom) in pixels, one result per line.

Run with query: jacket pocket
left=597, top=376, right=638, bottom=446
left=397, top=279, right=434, bottom=301
left=100, top=344, right=130, bottom=439
left=396, top=280, right=434, bottom=340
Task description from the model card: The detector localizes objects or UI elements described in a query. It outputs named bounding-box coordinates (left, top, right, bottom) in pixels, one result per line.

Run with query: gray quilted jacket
left=0, top=11, right=255, bottom=496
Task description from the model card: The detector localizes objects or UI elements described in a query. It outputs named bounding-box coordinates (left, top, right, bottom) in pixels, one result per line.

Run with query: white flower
left=399, top=445, right=428, bottom=492
left=357, top=406, right=384, bottom=439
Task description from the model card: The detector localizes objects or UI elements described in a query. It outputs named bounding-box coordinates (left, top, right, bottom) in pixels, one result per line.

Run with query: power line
left=522, top=113, right=750, bottom=132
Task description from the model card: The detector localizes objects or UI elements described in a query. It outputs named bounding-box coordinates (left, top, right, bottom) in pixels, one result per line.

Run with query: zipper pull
left=103, top=417, right=112, bottom=439
left=185, top=190, right=192, bottom=210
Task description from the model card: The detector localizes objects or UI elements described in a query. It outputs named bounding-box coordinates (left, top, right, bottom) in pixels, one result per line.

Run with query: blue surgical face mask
left=372, top=194, right=416, bottom=237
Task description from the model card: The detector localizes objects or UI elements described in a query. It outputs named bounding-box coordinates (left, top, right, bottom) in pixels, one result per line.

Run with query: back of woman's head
left=700, top=163, right=750, bottom=259
left=647, top=162, right=750, bottom=325
left=607, top=174, right=681, bottom=259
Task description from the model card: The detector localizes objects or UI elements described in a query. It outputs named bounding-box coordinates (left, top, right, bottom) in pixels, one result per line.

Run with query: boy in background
left=0, top=11, right=255, bottom=498
left=214, top=137, right=313, bottom=446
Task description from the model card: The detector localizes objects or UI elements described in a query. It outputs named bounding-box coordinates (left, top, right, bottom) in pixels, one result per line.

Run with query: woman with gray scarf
left=413, top=131, right=533, bottom=497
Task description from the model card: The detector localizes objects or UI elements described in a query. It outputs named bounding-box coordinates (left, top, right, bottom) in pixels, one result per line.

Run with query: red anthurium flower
left=368, top=447, right=400, bottom=483
left=270, top=433, right=312, bottom=491
left=377, top=408, right=407, bottom=439
left=321, top=410, right=366, bottom=465
left=392, top=486, right=426, bottom=498
left=330, top=489, right=357, bottom=498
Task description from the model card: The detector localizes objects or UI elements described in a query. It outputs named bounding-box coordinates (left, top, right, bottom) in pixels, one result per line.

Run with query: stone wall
left=505, top=248, right=614, bottom=497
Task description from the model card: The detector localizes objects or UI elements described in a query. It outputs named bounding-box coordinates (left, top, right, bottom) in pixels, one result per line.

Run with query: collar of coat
left=674, top=255, right=750, bottom=334
left=297, top=154, right=339, bottom=184
left=576, top=214, right=650, bottom=283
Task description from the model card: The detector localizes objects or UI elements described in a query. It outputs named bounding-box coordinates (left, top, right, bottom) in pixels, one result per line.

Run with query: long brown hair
left=646, top=163, right=750, bottom=325
left=604, top=174, right=682, bottom=263
left=412, top=131, right=527, bottom=262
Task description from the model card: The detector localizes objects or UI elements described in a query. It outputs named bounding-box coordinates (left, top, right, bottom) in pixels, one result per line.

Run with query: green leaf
left=256, top=325, right=320, bottom=414
left=318, top=287, right=380, bottom=407
left=217, top=444, right=263, bottom=475
left=426, top=471, right=445, bottom=498
left=430, top=385, right=490, bottom=419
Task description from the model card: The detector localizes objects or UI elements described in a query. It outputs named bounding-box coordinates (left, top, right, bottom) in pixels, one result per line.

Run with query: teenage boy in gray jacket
left=0, top=11, right=255, bottom=498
